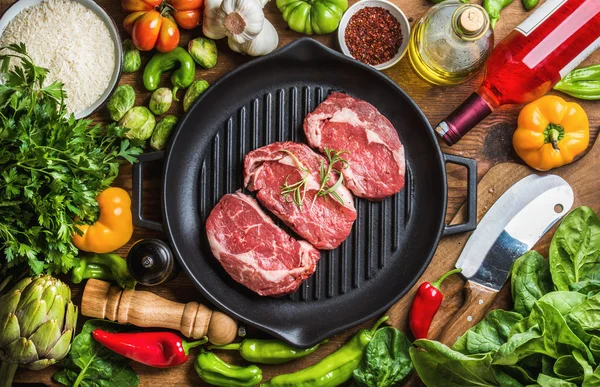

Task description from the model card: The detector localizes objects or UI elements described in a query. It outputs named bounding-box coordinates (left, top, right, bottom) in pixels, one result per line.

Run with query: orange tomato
left=132, top=10, right=163, bottom=51
left=121, top=0, right=161, bottom=12
left=168, top=0, right=204, bottom=29
left=124, top=11, right=145, bottom=35
left=172, top=9, right=203, bottom=29
left=155, top=17, right=181, bottom=52
left=169, top=0, right=204, bottom=10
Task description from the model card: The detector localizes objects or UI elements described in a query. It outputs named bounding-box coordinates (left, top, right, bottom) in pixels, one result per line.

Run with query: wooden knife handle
left=81, top=279, right=238, bottom=345
left=433, top=281, right=497, bottom=346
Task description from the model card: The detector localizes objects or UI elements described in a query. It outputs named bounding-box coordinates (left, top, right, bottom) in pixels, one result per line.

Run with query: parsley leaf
left=0, top=44, right=142, bottom=274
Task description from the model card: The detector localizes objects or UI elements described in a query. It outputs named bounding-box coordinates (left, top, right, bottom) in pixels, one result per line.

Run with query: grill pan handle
left=132, top=151, right=165, bottom=232
left=442, top=154, right=477, bottom=236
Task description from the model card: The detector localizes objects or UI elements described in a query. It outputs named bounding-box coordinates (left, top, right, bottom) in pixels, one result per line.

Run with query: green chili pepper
left=484, top=0, right=514, bottom=29
left=195, top=349, right=262, bottom=387
left=554, top=64, right=600, bottom=100
left=143, top=47, right=195, bottom=101
left=210, top=339, right=326, bottom=365
left=260, top=316, right=388, bottom=387
left=71, top=253, right=136, bottom=289
left=522, top=0, right=539, bottom=10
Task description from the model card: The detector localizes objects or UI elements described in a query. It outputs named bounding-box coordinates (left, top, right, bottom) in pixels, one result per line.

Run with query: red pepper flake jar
left=344, top=6, right=404, bottom=66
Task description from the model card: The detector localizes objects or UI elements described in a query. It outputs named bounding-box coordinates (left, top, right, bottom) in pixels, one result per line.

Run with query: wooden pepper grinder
left=81, top=279, right=238, bottom=345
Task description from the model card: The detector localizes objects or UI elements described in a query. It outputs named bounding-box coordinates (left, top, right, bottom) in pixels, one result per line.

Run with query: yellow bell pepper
left=73, top=187, right=133, bottom=253
left=513, top=95, right=589, bottom=171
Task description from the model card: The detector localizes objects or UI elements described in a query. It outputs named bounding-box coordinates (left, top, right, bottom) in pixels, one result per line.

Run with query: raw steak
left=244, top=142, right=357, bottom=250
left=205, top=192, right=320, bottom=297
left=304, top=92, right=406, bottom=200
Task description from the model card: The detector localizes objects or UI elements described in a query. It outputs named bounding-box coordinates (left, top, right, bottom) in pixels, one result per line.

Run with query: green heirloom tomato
left=149, top=87, right=173, bottom=115
left=119, top=106, right=156, bottom=141
left=183, top=80, right=209, bottom=112
left=151, top=115, right=178, bottom=150
left=188, top=37, right=218, bottom=69
left=277, top=0, right=348, bottom=35
left=123, top=39, right=141, bottom=73
left=106, top=84, right=136, bottom=122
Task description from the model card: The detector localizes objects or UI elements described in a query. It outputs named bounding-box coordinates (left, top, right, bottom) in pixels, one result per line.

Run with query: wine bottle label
left=560, top=37, right=600, bottom=78
left=515, top=0, right=566, bottom=36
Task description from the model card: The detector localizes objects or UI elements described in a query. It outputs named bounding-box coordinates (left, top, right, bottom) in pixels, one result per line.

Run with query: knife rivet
left=478, top=299, right=484, bottom=305
left=467, top=316, right=473, bottom=322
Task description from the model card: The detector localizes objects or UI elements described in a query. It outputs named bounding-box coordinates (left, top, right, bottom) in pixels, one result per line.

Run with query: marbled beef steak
left=205, top=192, right=320, bottom=297
left=244, top=142, right=357, bottom=250
left=304, top=92, right=406, bottom=200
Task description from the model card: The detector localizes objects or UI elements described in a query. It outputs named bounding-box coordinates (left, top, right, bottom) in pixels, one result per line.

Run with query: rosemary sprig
left=279, top=150, right=310, bottom=207
left=317, top=148, right=349, bottom=204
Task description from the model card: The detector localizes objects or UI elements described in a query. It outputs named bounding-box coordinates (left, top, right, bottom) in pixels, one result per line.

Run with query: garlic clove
left=203, top=0, right=228, bottom=39
left=221, top=0, right=265, bottom=44
left=228, top=18, right=278, bottom=56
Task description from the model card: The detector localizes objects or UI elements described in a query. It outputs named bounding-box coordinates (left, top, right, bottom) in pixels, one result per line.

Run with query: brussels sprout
left=119, top=106, right=156, bottom=141
left=123, top=39, right=141, bottom=73
left=106, top=84, right=136, bottom=121
left=149, top=87, right=173, bottom=115
left=150, top=115, right=178, bottom=150
left=183, top=80, right=209, bottom=112
left=188, top=38, right=218, bottom=69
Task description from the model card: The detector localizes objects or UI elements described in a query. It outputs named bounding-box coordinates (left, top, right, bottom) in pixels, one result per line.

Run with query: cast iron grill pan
left=133, top=38, right=477, bottom=347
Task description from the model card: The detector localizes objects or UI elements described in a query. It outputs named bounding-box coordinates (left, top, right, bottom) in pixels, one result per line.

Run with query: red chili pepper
left=409, top=268, right=462, bottom=340
left=92, top=330, right=207, bottom=368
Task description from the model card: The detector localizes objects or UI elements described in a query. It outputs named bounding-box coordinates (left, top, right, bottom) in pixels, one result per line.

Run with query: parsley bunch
left=0, top=44, right=143, bottom=274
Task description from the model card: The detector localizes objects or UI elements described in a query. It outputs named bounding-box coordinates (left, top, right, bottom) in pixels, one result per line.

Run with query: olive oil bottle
left=408, top=1, right=494, bottom=86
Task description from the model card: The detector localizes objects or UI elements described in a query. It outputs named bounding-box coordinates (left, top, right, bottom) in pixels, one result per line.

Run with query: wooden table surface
left=3, top=0, right=600, bottom=385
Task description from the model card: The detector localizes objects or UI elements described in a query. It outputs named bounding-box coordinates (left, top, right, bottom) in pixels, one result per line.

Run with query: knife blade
left=436, top=174, right=574, bottom=345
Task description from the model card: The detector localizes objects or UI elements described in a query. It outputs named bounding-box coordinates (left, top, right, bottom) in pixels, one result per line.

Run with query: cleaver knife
left=436, top=174, right=574, bottom=346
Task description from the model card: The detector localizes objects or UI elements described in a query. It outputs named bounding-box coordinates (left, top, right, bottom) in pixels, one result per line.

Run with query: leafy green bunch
left=410, top=206, right=600, bottom=387
left=0, top=43, right=143, bottom=274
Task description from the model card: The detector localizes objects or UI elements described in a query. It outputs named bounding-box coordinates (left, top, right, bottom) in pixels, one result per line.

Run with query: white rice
left=0, top=0, right=116, bottom=114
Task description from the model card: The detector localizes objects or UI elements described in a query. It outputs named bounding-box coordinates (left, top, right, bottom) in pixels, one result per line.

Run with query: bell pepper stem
left=172, top=86, right=180, bottom=101
left=208, top=343, right=242, bottom=351
left=549, top=128, right=560, bottom=150
left=0, top=362, right=18, bottom=387
left=431, top=268, right=463, bottom=289
left=182, top=336, right=209, bottom=355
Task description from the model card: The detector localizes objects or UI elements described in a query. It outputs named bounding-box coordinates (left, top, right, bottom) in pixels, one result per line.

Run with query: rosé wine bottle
left=437, top=0, right=600, bottom=145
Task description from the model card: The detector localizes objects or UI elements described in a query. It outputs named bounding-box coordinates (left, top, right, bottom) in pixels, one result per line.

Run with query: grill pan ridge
left=133, top=38, right=477, bottom=347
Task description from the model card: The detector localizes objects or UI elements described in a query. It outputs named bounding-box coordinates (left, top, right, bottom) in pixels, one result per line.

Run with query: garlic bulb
left=228, top=18, right=278, bottom=56
left=203, top=0, right=265, bottom=44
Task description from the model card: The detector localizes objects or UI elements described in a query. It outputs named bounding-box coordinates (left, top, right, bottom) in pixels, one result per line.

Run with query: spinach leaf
left=568, top=293, right=600, bottom=332
left=538, top=374, right=578, bottom=387
left=410, top=339, right=507, bottom=387
left=552, top=351, right=591, bottom=383
left=53, top=319, right=139, bottom=387
left=511, top=251, right=553, bottom=316
left=453, top=310, right=523, bottom=355
left=570, top=280, right=600, bottom=298
left=353, top=327, right=412, bottom=387
left=583, top=365, right=600, bottom=387
left=493, top=302, right=593, bottom=366
left=549, top=207, right=600, bottom=291
left=538, top=291, right=587, bottom=315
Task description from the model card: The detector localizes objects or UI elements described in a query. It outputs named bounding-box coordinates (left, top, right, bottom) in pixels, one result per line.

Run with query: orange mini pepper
left=73, top=187, right=134, bottom=254
left=513, top=95, right=589, bottom=171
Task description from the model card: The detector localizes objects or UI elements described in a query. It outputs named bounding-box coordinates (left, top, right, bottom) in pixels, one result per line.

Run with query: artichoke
left=0, top=275, right=77, bottom=387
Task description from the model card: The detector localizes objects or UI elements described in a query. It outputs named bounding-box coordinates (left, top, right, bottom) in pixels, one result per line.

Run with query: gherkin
left=0, top=275, right=77, bottom=387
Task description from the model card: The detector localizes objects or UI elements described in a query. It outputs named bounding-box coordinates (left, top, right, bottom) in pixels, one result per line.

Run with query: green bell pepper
left=143, top=47, right=195, bottom=101
left=71, top=253, right=136, bottom=289
left=276, top=0, right=348, bottom=35
left=195, top=350, right=262, bottom=387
